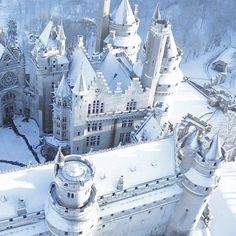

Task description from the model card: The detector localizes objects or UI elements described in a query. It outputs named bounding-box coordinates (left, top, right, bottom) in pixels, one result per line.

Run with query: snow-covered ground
left=0, top=116, right=44, bottom=171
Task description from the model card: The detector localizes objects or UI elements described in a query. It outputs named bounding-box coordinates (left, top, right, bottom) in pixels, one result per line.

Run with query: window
left=119, top=133, right=125, bottom=143
left=78, top=132, right=80, bottom=136
left=88, top=122, right=102, bottom=132
left=122, top=120, right=127, bottom=128
left=51, top=82, right=54, bottom=88
left=125, top=132, right=131, bottom=143
left=88, top=104, right=91, bottom=115
left=126, top=99, right=136, bottom=111
left=62, top=124, right=67, bottom=130
left=128, top=120, right=133, bottom=127
left=63, top=101, right=67, bottom=107
left=88, top=101, right=104, bottom=115
left=86, top=136, right=101, bottom=147
left=62, top=117, right=67, bottom=122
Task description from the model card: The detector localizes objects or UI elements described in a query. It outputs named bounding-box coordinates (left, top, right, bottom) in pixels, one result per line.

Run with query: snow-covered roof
left=95, top=51, right=131, bottom=92
left=39, top=21, right=54, bottom=48
left=56, top=75, right=71, bottom=98
left=134, top=112, right=162, bottom=142
left=111, top=0, right=136, bottom=25
left=213, top=47, right=236, bottom=64
left=105, top=34, right=141, bottom=48
left=0, top=137, right=176, bottom=220
left=68, top=47, right=96, bottom=89
left=164, top=30, right=179, bottom=58
left=205, top=135, right=222, bottom=161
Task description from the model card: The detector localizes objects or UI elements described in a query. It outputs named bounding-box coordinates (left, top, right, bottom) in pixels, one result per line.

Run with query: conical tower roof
left=72, top=71, right=87, bottom=96
left=39, top=21, right=54, bottom=47
left=54, top=146, right=65, bottom=165
left=56, top=75, right=71, bottom=98
left=205, top=135, right=222, bottom=161
left=112, top=0, right=136, bottom=25
left=153, top=4, right=161, bottom=21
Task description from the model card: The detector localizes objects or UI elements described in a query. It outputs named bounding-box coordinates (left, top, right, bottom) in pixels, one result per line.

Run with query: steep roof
left=205, top=135, right=222, bottom=161
left=68, top=47, right=96, bottom=89
left=111, top=0, right=136, bottom=25
left=56, top=75, right=71, bottom=98
left=95, top=51, right=132, bottom=92
left=39, top=21, right=54, bottom=48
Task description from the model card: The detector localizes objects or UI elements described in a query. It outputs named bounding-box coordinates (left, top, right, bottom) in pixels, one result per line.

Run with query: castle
left=0, top=121, right=225, bottom=235
left=0, top=0, right=183, bottom=158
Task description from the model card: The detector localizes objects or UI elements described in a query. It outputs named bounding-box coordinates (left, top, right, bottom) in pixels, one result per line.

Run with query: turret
left=141, top=5, right=171, bottom=107
left=167, top=135, right=224, bottom=235
left=104, top=0, right=141, bottom=62
left=53, top=75, right=71, bottom=141
left=57, top=22, right=66, bottom=55
left=45, top=153, right=99, bottom=235
left=96, top=0, right=111, bottom=53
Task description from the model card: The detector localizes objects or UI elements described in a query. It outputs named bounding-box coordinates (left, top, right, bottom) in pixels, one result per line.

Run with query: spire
left=153, top=4, right=161, bottom=21
left=72, top=70, right=87, bottom=96
left=57, top=22, right=66, bottom=41
left=56, top=75, right=71, bottom=98
left=112, top=0, right=136, bottom=25
left=54, top=147, right=65, bottom=165
left=205, top=135, right=222, bottom=161
left=39, top=21, right=54, bottom=47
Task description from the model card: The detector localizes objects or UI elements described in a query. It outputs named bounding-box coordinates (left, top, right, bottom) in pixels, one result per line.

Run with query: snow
left=68, top=47, right=96, bottom=88
left=45, top=135, right=69, bottom=147
left=111, top=0, right=136, bottom=26
left=169, top=82, right=213, bottom=124
left=0, top=136, right=176, bottom=220
left=135, top=113, right=162, bottom=142
left=0, top=116, right=44, bottom=171
left=209, top=162, right=236, bottom=235
left=97, top=51, right=131, bottom=92
left=38, top=21, right=53, bottom=48
left=159, top=68, right=183, bottom=85
left=213, top=48, right=236, bottom=67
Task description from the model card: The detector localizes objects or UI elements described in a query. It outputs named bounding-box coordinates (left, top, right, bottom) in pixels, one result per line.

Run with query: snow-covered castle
left=0, top=0, right=183, bottom=158
left=0, top=120, right=225, bottom=235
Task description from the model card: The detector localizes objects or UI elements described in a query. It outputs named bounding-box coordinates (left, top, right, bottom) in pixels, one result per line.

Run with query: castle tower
left=45, top=151, right=99, bottom=235
left=96, top=0, right=111, bottom=53
left=141, top=5, right=170, bottom=107
left=53, top=75, right=71, bottom=141
left=105, top=0, right=141, bottom=62
left=167, top=135, right=224, bottom=235
left=154, top=29, right=183, bottom=111
left=29, top=21, right=69, bottom=133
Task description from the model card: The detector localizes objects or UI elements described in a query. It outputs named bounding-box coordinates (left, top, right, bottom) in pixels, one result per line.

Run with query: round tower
left=167, top=135, right=224, bottom=236
left=154, top=30, right=183, bottom=111
left=105, top=0, right=141, bottom=62
left=141, top=5, right=170, bottom=107
left=45, top=151, right=99, bottom=236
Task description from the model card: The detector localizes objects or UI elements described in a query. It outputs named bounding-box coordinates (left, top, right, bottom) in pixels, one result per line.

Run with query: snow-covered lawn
left=0, top=115, right=44, bottom=171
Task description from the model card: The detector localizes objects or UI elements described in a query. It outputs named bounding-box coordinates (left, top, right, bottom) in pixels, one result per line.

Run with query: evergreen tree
left=7, top=20, right=17, bottom=48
